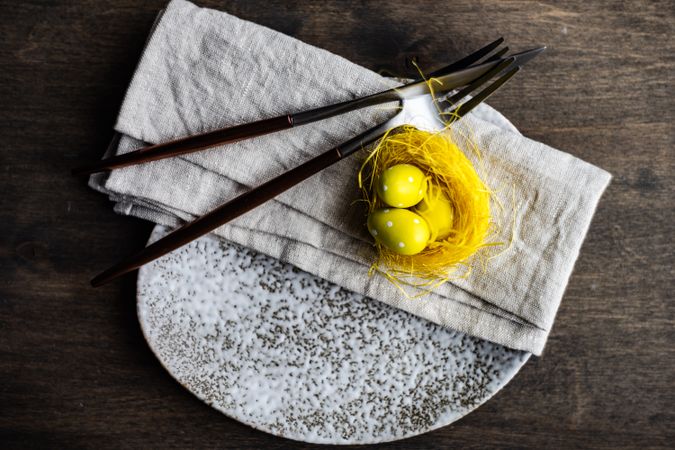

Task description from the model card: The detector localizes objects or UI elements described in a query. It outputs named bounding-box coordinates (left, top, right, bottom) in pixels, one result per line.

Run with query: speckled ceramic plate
left=137, top=106, right=530, bottom=445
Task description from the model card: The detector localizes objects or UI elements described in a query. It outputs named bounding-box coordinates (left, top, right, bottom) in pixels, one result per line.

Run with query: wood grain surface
left=1, top=0, right=673, bottom=448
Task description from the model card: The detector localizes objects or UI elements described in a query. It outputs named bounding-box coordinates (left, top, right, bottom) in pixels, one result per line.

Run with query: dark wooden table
left=1, top=1, right=673, bottom=448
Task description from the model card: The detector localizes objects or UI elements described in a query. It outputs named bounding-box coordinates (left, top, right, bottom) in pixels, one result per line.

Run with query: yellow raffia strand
left=358, top=125, right=501, bottom=297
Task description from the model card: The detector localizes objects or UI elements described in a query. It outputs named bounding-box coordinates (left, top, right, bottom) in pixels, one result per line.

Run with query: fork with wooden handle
left=73, top=38, right=511, bottom=176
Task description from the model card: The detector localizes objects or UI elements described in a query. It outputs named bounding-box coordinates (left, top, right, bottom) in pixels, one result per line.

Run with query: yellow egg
left=414, top=183, right=454, bottom=241
left=367, top=208, right=430, bottom=255
left=376, top=164, right=427, bottom=208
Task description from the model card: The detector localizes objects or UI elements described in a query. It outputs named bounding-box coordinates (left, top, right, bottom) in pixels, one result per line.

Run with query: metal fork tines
left=439, top=57, right=521, bottom=120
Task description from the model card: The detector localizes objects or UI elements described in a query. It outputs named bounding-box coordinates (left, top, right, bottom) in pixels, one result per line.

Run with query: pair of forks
left=77, top=38, right=545, bottom=286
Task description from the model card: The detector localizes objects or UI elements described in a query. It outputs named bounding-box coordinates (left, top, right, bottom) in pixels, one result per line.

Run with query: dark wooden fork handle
left=90, top=145, right=343, bottom=286
left=72, top=115, right=294, bottom=176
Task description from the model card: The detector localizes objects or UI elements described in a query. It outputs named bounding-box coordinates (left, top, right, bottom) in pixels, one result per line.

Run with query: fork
left=73, top=38, right=509, bottom=176
left=91, top=46, right=543, bottom=286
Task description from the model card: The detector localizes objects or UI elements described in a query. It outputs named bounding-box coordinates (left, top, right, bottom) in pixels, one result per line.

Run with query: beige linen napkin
left=90, top=0, right=610, bottom=355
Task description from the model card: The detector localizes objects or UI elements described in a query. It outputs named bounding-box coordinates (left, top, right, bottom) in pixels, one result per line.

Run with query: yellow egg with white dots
left=376, top=164, right=427, bottom=208
left=414, top=183, right=454, bottom=241
left=367, top=208, right=430, bottom=255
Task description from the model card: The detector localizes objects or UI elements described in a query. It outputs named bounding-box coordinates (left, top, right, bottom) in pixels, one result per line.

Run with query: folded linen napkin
left=91, top=0, right=611, bottom=355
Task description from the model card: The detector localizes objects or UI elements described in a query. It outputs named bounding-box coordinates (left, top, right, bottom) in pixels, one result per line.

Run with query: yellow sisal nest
left=358, top=125, right=498, bottom=293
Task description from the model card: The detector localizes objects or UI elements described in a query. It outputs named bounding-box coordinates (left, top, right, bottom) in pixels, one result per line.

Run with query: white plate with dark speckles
left=137, top=105, right=530, bottom=445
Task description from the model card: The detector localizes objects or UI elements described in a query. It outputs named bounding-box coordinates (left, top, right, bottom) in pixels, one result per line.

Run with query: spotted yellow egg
left=414, top=183, right=454, bottom=241
left=376, top=164, right=427, bottom=208
left=367, top=208, right=430, bottom=255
